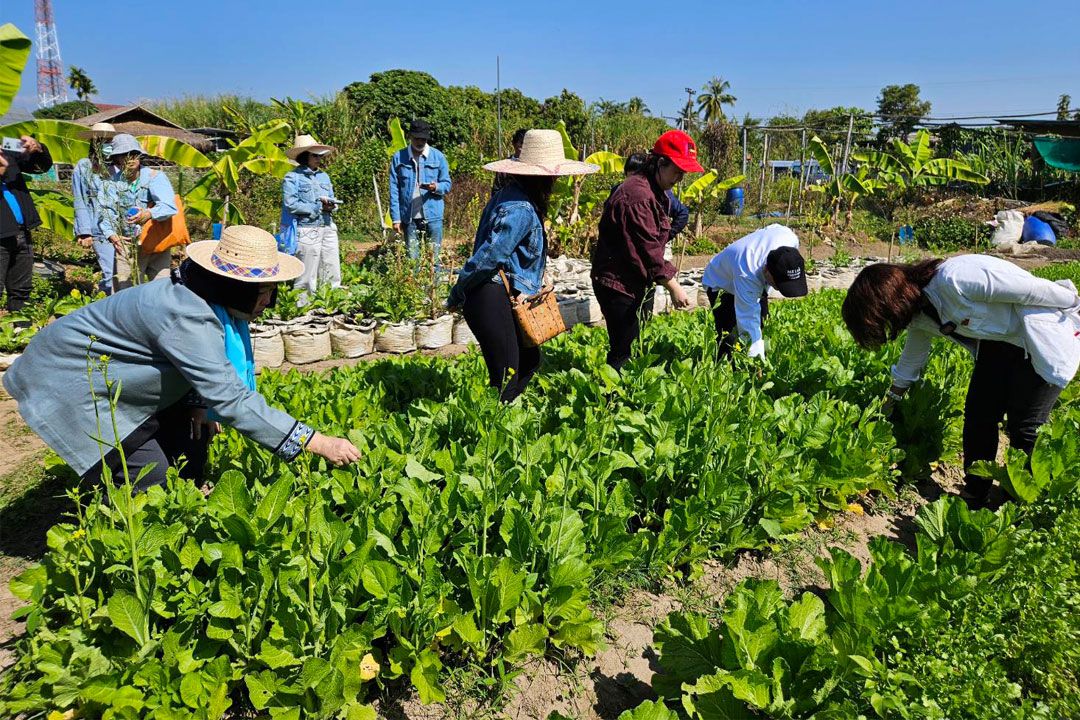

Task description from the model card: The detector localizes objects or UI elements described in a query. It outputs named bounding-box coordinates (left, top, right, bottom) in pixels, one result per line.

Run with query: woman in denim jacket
left=448, top=130, right=597, bottom=402
left=843, top=254, right=1080, bottom=508
left=283, top=135, right=340, bottom=305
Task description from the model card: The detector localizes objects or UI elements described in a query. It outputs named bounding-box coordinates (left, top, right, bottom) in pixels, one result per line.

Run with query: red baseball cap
left=652, top=130, right=704, bottom=173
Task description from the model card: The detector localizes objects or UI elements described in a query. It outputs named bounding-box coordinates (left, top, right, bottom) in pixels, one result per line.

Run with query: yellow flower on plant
left=846, top=503, right=864, bottom=515
left=359, top=653, right=380, bottom=681
left=71, top=528, right=86, bottom=541
left=70, top=289, right=82, bottom=299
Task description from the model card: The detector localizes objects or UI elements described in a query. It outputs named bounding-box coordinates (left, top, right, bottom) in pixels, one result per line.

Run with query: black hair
left=512, top=128, right=527, bottom=145
left=509, top=175, right=556, bottom=236
left=295, top=151, right=311, bottom=166
left=173, top=258, right=277, bottom=316
left=624, top=152, right=648, bottom=176
left=641, top=152, right=673, bottom=178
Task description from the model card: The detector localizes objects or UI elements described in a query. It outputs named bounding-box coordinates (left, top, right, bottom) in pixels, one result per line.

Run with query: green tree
left=626, top=96, right=649, bottom=115
left=540, top=89, right=589, bottom=151
left=697, top=77, right=736, bottom=125
left=32, top=99, right=96, bottom=120
left=875, top=83, right=931, bottom=146
left=345, top=70, right=447, bottom=141
left=1057, top=94, right=1073, bottom=121
left=802, top=106, right=873, bottom=146
left=67, top=65, right=96, bottom=101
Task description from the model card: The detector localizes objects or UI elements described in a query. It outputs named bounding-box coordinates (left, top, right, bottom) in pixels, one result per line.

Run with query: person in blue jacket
left=448, top=130, right=597, bottom=402
left=73, top=123, right=117, bottom=294
left=389, top=119, right=451, bottom=264
left=282, top=135, right=341, bottom=305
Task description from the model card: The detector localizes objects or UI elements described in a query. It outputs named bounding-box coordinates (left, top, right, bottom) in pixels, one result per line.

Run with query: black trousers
left=82, top=402, right=209, bottom=492
left=463, top=280, right=541, bottom=403
left=962, top=340, right=1063, bottom=498
left=0, top=229, right=33, bottom=312
left=706, top=288, right=769, bottom=358
left=594, top=283, right=650, bottom=371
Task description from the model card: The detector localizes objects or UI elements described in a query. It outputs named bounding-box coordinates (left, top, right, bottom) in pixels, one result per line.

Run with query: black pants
left=706, top=288, right=769, bottom=358
left=962, top=340, right=1062, bottom=499
left=0, top=229, right=33, bottom=312
left=82, top=402, right=209, bottom=492
left=594, top=283, right=650, bottom=371
left=463, top=280, right=541, bottom=403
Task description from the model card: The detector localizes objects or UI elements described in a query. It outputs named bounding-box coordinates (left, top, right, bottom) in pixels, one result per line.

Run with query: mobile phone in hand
left=1, top=137, right=24, bottom=154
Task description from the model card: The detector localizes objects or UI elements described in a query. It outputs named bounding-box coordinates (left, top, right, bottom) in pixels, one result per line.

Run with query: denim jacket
left=72, top=158, right=104, bottom=240
left=389, top=146, right=451, bottom=223
left=283, top=167, right=336, bottom=227
left=96, top=166, right=177, bottom=240
left=448, top=185, right=544, bottom=308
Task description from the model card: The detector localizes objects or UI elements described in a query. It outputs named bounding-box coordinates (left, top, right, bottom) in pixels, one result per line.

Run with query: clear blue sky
left=5, top=0, right=1080, bottom=121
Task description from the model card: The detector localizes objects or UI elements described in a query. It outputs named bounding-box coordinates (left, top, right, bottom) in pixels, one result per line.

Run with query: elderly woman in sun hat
left=3, top=225, right=362, bottom=491
left=282, top=134, right=341, bottom=306
left=447, top=129, right=598, bottom=402
left=73, top=122, right=117, bottom=294
left=591, top=129, right=705, bottom=370
left=93, top=132, right=179, bottom=288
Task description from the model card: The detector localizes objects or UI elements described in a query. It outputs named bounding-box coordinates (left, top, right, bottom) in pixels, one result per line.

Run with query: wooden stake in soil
left=888, top=230, right=894, bottom=263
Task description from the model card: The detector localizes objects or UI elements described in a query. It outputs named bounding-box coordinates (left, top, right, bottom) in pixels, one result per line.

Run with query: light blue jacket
left=96, top=166, right=177, bottom=240
left=2, top=277, right=312, bottom=476
left=448, top=184, right=545, bottom=307
left=282, top=166, right=337, bottom=227
left=72, top=158, right=104, bottom=239
left=389, top=145, right=451, bottom=223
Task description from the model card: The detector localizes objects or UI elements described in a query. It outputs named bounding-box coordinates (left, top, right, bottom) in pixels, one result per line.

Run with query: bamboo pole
left=741, top=126, right=748, bottom=176
left=372, top=173, right=387, bottom=240
left=798, top=128, right=807, bottom=215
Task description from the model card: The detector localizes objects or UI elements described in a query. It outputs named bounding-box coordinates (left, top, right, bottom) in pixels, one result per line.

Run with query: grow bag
left=375, top=321, right=417, bottom=354
left=282, top=323, right=332, bottom=365
left=416, top=315, right=454, bottom=349
left=329, top=317, right=376, bottom=358
left=251, top=325, right=285, bottom=369
left=452, top=317, right=478, bottom=345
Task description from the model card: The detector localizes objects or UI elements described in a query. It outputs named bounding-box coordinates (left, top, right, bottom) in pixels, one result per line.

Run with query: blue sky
left=5, top=0, right=1079, bottom=121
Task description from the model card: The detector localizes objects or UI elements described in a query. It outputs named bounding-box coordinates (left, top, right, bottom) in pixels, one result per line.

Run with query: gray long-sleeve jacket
left=3, top=278, right=312, bottom=475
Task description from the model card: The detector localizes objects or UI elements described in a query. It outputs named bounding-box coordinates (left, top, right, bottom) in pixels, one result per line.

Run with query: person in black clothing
left=1, top=135, right=52, bottom=312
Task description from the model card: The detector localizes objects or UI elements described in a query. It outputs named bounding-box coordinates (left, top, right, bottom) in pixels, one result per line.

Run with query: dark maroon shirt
left=591, top=172, right=676, bottom=298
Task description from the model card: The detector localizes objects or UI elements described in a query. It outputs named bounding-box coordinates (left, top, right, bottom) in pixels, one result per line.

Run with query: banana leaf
left=240, top=157, right=294, bottom=179
left=555, top=121, right=577, bottom=160
left=0, top=119, right=89, bottom=164
left=386, top=117, right=407, bottom=158
left=0, top=24, right=30, bottom=117
left=29, top=186, right=74, bottom=237
left=583, top=151, right=624, bottom=175
left=918, top=158, right=989, bottom=185
left=136, top=135, right=212, bottom=168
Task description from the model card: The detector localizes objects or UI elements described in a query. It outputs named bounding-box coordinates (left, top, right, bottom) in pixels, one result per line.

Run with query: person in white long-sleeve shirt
left=701, top=224, right=808, bottom=359
left=842, top=254, right=1080, bottom=508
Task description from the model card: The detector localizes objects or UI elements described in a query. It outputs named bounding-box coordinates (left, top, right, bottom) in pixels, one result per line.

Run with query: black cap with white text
left=766, top=247, right=808, bottom=297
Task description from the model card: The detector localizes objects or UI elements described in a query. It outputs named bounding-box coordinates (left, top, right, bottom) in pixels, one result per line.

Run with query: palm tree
left=626, top=96, right=649, bottom=115
left=697, top=77, right=736, bottom=125
left=67, top=66, right=96, bottom=101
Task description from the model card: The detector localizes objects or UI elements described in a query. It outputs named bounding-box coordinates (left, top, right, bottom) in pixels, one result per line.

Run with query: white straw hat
left=285, top=134, right=336, bottom=161
left=80, top=122, right=117, bottom=140
left=186, top=225, right=305, bottom=283
left=483, top=129, right=599, bottom=176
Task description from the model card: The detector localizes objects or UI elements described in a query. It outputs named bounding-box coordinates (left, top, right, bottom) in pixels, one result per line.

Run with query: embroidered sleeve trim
left=275, top=421, right=314, bottom=461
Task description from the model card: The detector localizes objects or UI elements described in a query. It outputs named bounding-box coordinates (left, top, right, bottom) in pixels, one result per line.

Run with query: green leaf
left=255, top=474, right=293, bottom=528
left=0, top=24, right=31, bottom=116
left=505, top=623, right=548, bottom=662
left=137, top=135, right=212, bottom=168
left=554, top=120, right=577, bottom=159
left=583, top=150, right=624, bottom=174
left=345, top=704, right=378, bottom=720
left=616, top=700, right=676, bottom=720
left=108, top=591, right=149, bottom=646
left=386, top=117, right=407, bottom=158
left=361, top=560, right=401, bottom=600
left=10, top=563, right=46, bottom=601
left=0, top=119, right=90, bottom=164
left=244, top=670, right=279, bottom=711
left=787, top=593, right=826, bottom=642
left=409, top=649, right=445, bottom=705
left=27, top=187, right=73, bottom=238
left=208, top=470, right=253, bottom=517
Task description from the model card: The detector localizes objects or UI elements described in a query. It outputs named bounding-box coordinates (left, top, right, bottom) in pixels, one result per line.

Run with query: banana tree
left=143, top=120, right=293, bottom=224
left=676, top=170, right=746, bottom=237
left=0, top=23, right=31, bottom=116
left=271, top=96, right=315, bottom=136
left=852, top=129, right=989, bottom=190
left=549, top=121, right=624, bottom=224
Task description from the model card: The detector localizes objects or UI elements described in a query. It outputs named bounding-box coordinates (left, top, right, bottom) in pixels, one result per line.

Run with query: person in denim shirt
left=448, top=130, right=597, bottom=402
left=94, top=134, right=178, bottom=287
left=283, top=135, right=341, bottom=305
left=73, top=123, right=116, bottom=294
left=389, top=119, right=451, bottom=263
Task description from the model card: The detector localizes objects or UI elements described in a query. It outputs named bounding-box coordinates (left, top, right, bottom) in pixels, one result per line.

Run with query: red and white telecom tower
left=34, top=0, right=68, bottom=108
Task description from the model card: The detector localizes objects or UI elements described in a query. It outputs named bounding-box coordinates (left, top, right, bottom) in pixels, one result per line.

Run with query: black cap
left=409, top=119, right=432, bottom=140
left=766, top=246, right=808, bottom=297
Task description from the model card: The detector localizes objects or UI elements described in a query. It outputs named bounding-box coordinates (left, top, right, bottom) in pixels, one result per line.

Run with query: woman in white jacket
left=842, top=254, right=1080, bottom=507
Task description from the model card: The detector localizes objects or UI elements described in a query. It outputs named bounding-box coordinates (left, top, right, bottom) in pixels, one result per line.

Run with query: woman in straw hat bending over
left=448, top=129, right=598, bottom=402
left=591, top=130, right=702, bottom=370
left=73, top=122, right=117, bottom=294
left=3, top=226, right=362, bottom=492
left=283, top=135, right=341, bottom=306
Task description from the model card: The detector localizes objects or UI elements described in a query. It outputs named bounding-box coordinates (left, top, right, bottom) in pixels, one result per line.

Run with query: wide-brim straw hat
left=80, top=122, right=117, bottom=140
left=483, top=129, right=599, bottom=176
left=187, top=225, right=305, bottom=283
left=285, top=134, right=336, bottom=161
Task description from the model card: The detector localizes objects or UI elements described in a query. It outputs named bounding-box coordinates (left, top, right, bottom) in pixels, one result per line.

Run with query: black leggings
left=962, top=339, right=1062, bottom=498
left=463, top=280, right=541, bottom=402
left=705, top=288, right=769, bottom=358
left=82, top=402, right=209, bottom=492
left=593, top=283, right=650, bottom=370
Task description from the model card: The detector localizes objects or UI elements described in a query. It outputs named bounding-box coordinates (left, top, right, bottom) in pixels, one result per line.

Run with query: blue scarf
left=209, top=303, right=256, bottom=421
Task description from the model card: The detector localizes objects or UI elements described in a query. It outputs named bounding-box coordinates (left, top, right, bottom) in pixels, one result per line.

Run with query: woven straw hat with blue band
left=186, top=225, right=305, bottom=283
